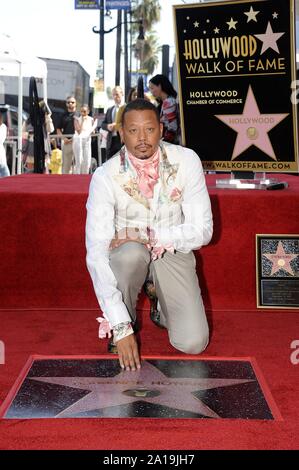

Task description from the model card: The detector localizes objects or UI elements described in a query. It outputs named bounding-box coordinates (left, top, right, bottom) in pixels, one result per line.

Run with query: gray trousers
left=109, top=242, right=209, bottom=354
left=62, top=141, right=74, bottom=174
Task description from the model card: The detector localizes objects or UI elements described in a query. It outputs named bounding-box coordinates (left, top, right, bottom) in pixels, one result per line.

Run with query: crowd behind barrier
left=3, top=132, right=218, bottom=176
left=3, top=133, right=104, bottom=175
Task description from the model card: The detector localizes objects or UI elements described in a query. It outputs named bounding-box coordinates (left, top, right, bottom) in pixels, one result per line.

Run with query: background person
left=73, top=104, right=97, bottom=174
left=57, top=96, right=78, bottom=174
left=22, top=118, right=34, bottom=173
left=39, top=100, right=54, bottom=174
left=0, top=112, right=9, bottom=177
left=115, top=87, right=138, bottom=132
left=149, top=74, right=180, bottom=144
left=48, top=139, right=62, bottom=174
left=101, top=86, right=124, bottom=161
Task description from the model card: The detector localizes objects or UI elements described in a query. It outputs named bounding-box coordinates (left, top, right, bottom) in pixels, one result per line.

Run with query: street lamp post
left=93, top=11, right=144, bottom=97
left=124, top=11, right=129, bottom=97
left=96, top=0, right=105, bottom=87
left=99, top=0, right=104, bottom=71
left=115, top=9, right=122, bottom=86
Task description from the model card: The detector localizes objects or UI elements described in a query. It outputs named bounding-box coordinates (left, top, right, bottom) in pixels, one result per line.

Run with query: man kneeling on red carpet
left=86, top=99, right=213, bottom=371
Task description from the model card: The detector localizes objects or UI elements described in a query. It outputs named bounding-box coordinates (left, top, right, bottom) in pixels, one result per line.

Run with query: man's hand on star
left=116, top=334, right=141, bottom=371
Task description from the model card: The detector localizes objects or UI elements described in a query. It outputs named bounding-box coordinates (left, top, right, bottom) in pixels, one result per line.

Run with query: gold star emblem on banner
left=227, top=18, right=238, bottom=30
left=244, top=6, right=260, bottom=22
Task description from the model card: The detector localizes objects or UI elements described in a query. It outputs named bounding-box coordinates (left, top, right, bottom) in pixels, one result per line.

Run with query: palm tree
left=138, top=33, right=161, bottom=75
left=132, top=0, right=161, bottom=31
left=130, top=0, right=161, bottom=74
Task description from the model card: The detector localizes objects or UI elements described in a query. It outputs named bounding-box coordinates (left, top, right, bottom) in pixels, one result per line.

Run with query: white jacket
left=86, top=142, right=213, bottom=327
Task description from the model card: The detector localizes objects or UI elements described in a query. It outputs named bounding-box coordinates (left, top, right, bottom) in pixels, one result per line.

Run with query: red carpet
left=0, top=308, right=298, bottom=449
left=0, top=174, right=299, bottom=449
left=0, top=174, right=298, bottom=311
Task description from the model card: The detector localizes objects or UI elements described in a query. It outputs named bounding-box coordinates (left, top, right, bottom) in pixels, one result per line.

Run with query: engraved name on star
left=28, top=361, right=254, bottom=418
left=227, top=18, right=238, bottom=30
left=254, top=22, right=285, bottom=54
left=244, top=6, right=260, bottom=22
left=215, top=86, right=289, bottom=161
left=263, top=241, right=298, bottom=276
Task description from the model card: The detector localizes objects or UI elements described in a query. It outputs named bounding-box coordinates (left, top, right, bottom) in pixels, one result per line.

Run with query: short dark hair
left=121, top=98, right=160, bottom=126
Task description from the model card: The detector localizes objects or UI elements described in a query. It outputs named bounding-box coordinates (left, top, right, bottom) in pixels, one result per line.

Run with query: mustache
left=135, top=143, right=151, bottom=149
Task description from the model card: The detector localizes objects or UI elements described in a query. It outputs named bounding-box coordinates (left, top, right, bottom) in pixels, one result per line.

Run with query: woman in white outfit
left=73, top=105, right=97, bottom=174
left=0, top=112, right=10, bottom=178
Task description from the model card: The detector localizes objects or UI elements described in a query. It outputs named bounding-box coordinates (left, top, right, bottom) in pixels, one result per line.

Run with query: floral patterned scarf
left=128, top=149, right=160, bottom=199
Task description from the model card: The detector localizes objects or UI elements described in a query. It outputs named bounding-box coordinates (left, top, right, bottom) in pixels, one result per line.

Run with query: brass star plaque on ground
left=0, top=356, right=280, bottom=420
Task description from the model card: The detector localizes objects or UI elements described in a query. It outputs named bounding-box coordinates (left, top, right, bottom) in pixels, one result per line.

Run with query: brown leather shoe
left=144, top=280, right=166, bottom=329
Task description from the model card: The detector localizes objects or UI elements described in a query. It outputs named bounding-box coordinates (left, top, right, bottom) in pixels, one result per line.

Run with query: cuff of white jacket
left=102, top=301, right=132, bottom=328
left=113, top=322, right=134, bottom=343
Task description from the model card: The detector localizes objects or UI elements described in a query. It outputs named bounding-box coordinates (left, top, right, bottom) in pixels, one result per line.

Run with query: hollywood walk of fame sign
left=174, top=0, right=298, bottom=173
left=256, top=234, right=299, bottom=308
left=0, top=357, right=280, bottom=420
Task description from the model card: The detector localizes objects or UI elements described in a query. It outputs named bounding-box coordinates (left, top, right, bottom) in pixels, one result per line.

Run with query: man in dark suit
left=101, top=86, right=124, bottom=162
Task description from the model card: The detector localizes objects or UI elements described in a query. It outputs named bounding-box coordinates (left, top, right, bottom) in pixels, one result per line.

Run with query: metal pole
left=115, top=9, right=122, bottom=86
left=93, top=8, right=144, bottom=92
left=162, top=44, right=170, bottom=78
left=124, top=10, right=129, bottom=98
left=129, top=10, right=132, bottom=90
left=100, top=0, right=104, bottom=86
left=17, top=61, right=23, bottom=175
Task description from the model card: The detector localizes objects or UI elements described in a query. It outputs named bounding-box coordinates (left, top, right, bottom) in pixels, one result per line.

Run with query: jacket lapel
left=113, top=147, right=150, bottom=210
left=151, top=144, right=180, bottom=216
left=112, top=145, right=180, bottom=213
